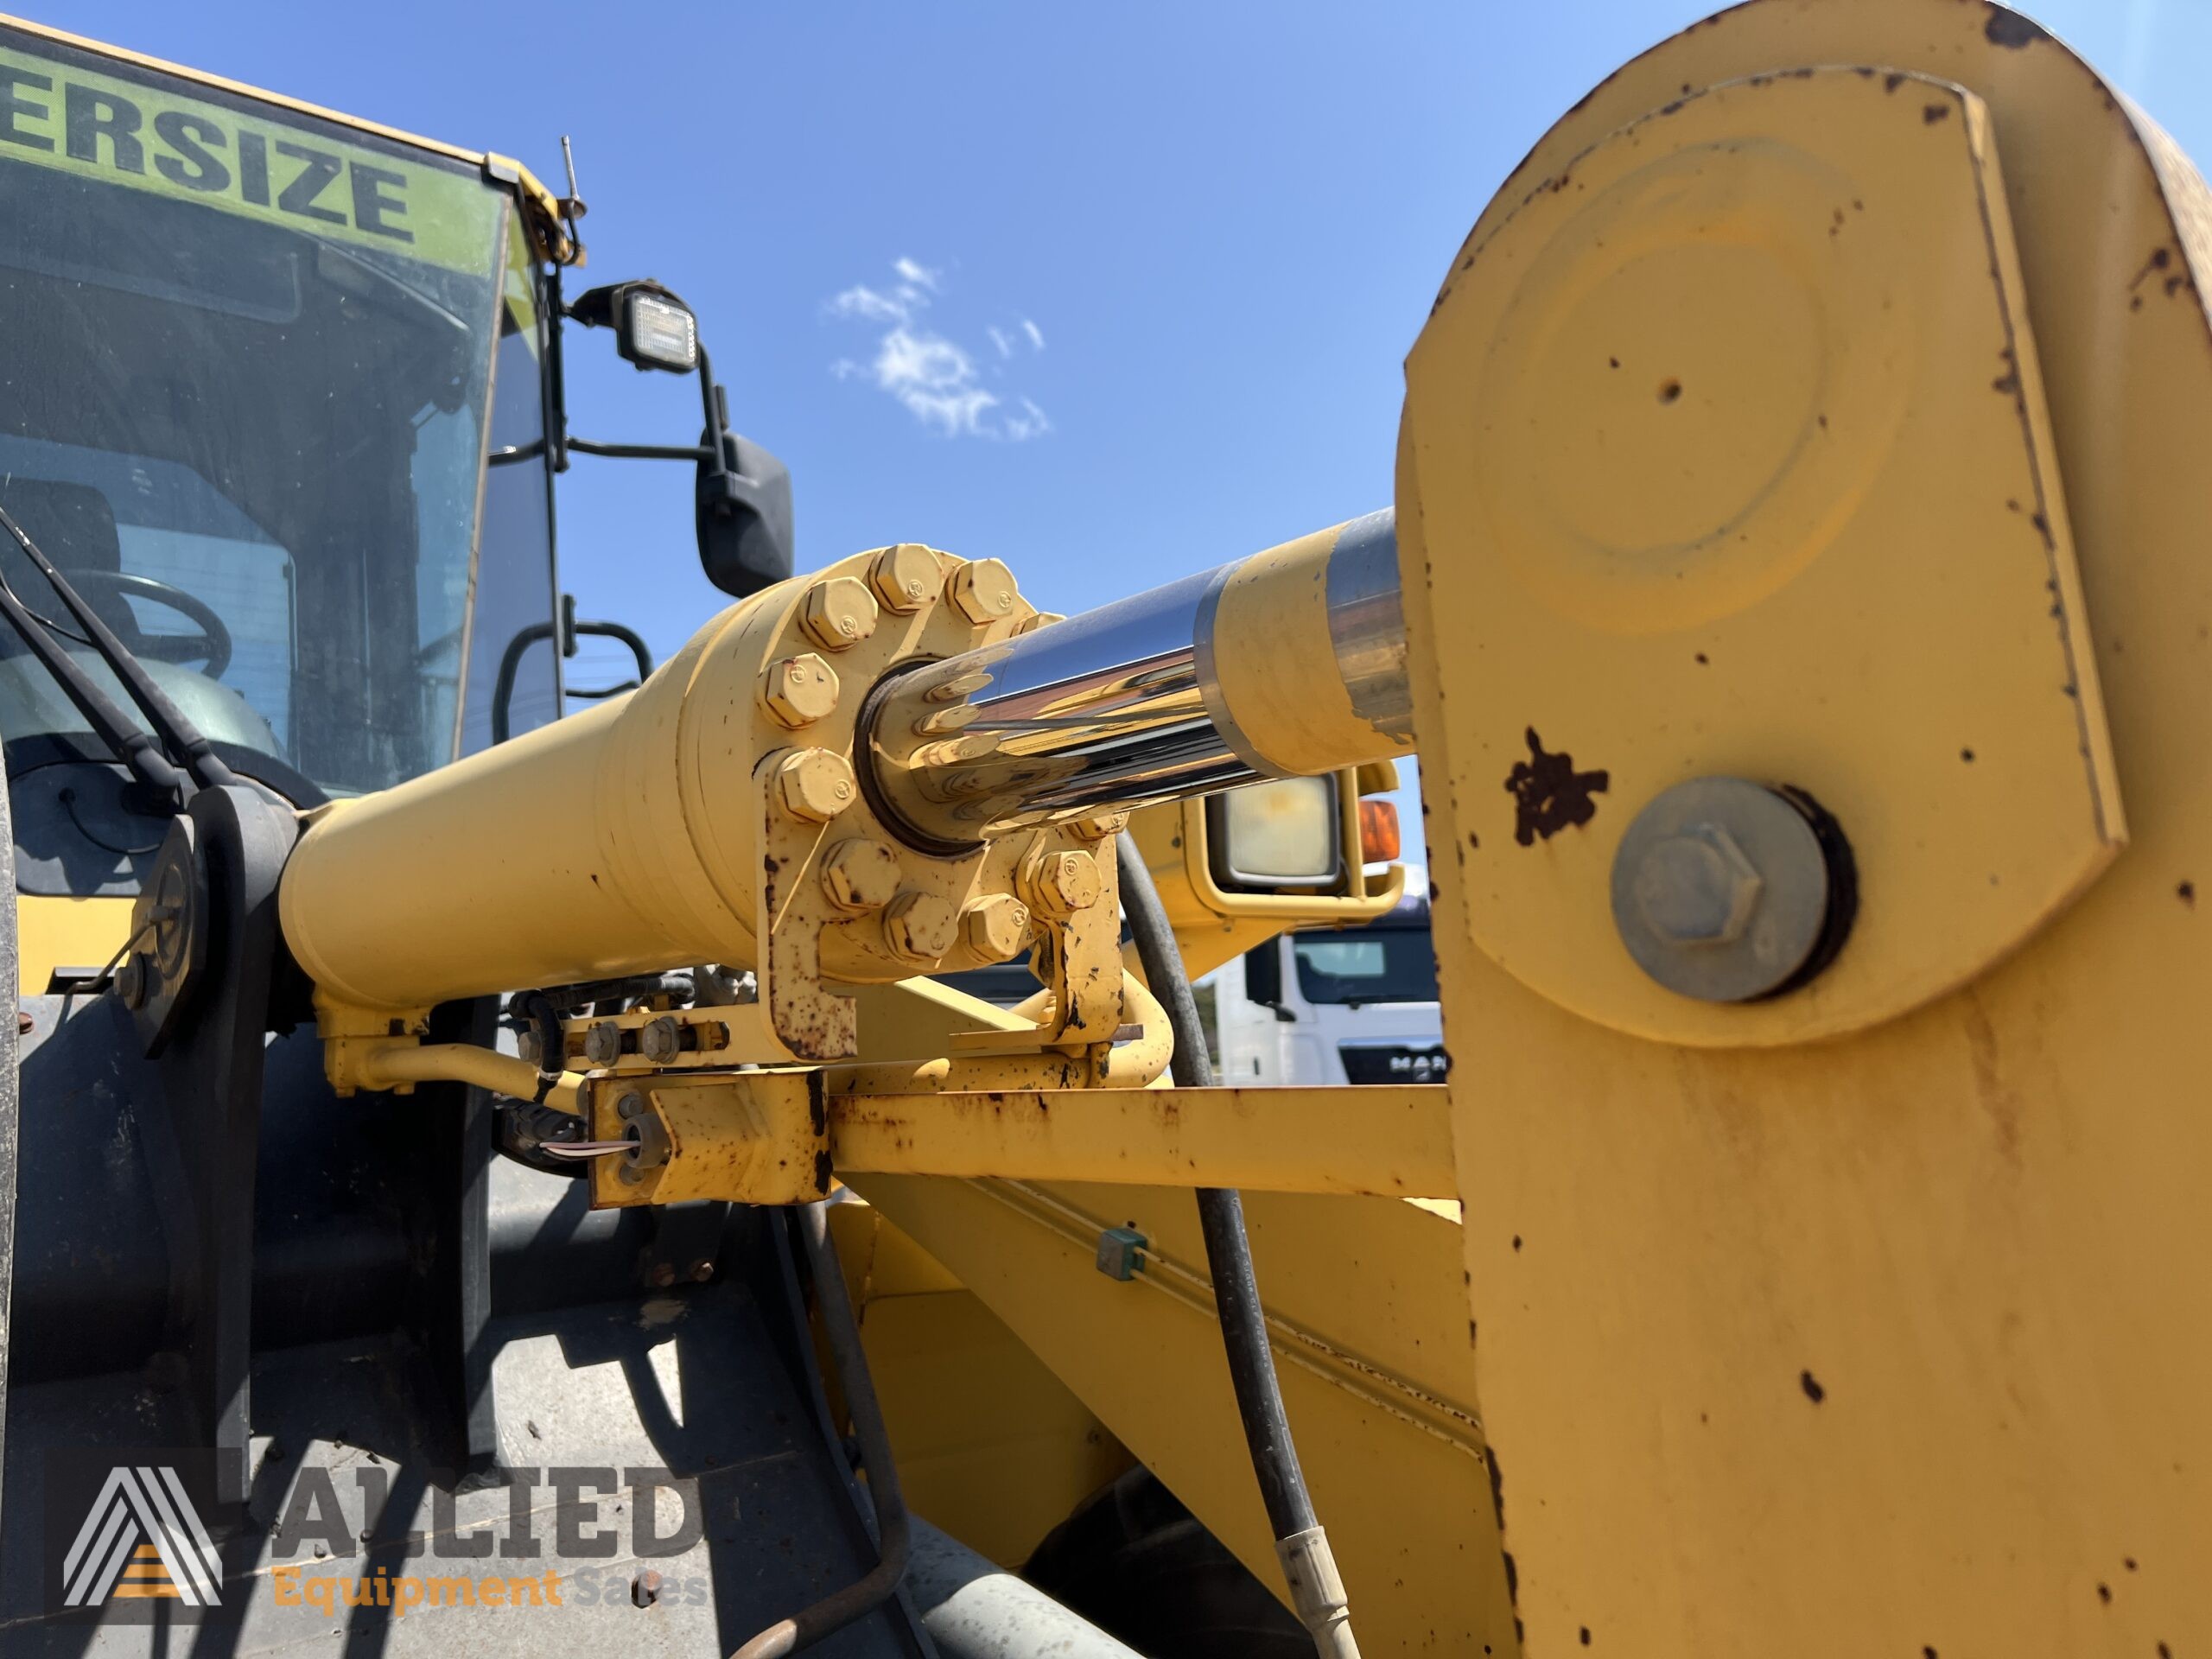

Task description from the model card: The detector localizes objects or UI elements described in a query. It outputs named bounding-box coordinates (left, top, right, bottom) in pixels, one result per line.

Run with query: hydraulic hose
left=1116, top=834, right=1363, bottom=1659
left=730, top=1200, right=912, bottom=1657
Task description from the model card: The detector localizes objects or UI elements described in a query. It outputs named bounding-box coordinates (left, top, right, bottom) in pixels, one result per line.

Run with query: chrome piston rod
left=861, top=510, right=1413, bottom=849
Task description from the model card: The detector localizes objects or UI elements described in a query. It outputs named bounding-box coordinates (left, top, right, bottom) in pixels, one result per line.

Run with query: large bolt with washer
left=639, top=1015, right=683, bottom=1065
left=1610, top=776, right=1848, bottom=1003
left=584, top=1020, right=624, bottom=1066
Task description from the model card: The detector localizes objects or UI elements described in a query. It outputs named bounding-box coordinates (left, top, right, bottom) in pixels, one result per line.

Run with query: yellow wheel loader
left=0, top=2, right=2204, bottom=1655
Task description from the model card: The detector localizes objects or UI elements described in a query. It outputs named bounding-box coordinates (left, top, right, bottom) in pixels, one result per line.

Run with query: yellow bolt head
left=883, top=891, right=959, bottom=963
left=762, top=654, right=839, bottom=728
left=821, top=839, right=902, bottom=912
left=948, top=558, right=1019, bottom=624
left=868, top=543, right=941, bottom=613
left=1022, top=848, right=1102, bottom=919
left=799, top=576, right=880, bottom=652
left=777, top=749, right=857, bottom=823
left=1069, top=811, right=1129, bottom=842
left=962, top=895, right=1032, bottom=962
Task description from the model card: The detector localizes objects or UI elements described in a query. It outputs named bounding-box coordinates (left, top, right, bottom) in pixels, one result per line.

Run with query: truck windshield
left=1292, top=924, right=1438, bottom=1007
left=0, top=27, right=519, bottom=799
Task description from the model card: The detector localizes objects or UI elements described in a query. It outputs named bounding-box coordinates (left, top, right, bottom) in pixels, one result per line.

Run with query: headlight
left=1207, top=775, right=1341, bottom=889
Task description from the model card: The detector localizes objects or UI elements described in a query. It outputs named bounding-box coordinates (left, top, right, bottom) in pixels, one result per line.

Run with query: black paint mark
left=1885, top=71, right=1906, bottom=92
left=1961, top=747, right=1975, bottom=763
left=1580, top=1629, right=1592, bottom=1646
left=1657, top=377, right=1683, bottom=404
left=1800, top=1370, right=1826, bottom=1404
left=2124, top=1557, right=2139, bottom=1572
left=1694, top=652, right=1709, bottom=665
left=1505, top=729, right=1609, bottom=846
left=2096, top=1582, right=2112, bottom=1605
left=1986, top=10, right=2047, bottom=48
left=1510, top=1235, right=1522, bottom=1252
left=1923, top=103, right=1952, bottom=124
left=1468, top=830, right=1481, bottom=852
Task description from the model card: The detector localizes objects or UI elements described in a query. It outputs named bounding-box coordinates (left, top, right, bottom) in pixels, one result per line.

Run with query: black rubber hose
left=1116, top=835, right=1314, bottom=1538
left=730, top=1200, right=912, bottom=1658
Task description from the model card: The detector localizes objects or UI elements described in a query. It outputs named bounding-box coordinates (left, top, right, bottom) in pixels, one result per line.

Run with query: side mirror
left=1243, top=939, right=1293, bottom=1020
left=563, top=282, right=794, bottom=599
left=697, top=411, right=794, bottom=600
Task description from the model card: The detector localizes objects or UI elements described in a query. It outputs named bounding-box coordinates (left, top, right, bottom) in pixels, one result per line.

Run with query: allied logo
left=44, top=1451, right=226, bottom=1621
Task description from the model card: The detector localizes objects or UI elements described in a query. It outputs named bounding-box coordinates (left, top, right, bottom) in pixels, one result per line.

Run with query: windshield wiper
left=0, top=500, right=236, bottom=799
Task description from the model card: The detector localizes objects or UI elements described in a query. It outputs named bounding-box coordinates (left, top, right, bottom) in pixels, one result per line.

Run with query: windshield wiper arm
left=0, top=502, right=236, bottom=793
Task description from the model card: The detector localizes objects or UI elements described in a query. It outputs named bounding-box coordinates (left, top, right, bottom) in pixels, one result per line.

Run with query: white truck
left=1209, top=865, right=1448, bottom=1087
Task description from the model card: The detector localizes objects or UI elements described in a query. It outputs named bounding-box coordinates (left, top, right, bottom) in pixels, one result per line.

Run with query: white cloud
left=828, top=283, right=915, bottom=324
left=874, top=327, right=999, bottom=435
left=823, top=259, right=1051, bottom=442
left=1004, top=397, right=1052, bottom=442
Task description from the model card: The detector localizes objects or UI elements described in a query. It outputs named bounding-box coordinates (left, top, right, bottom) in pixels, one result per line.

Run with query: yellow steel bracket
left=1405, top=60, right=2122, bottom=1048
left=584, top=1068, right=830, bottom=1209
left=579, top=1070, right=1453, bottom=1206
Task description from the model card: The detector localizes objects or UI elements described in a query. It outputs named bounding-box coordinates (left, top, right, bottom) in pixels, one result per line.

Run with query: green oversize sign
left=0, top=36, right=498, bottom=276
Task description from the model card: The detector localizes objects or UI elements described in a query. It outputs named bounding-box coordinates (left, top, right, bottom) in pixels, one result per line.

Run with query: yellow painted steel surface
left=833, top=1086, right=1453, bottom=1198
left=849, top=1171, right=1516, bottom=1656
left=14, top=893, right=130, bottom=997
left=1399, top=2, right=2212, bottom=1652
left=824, top=1199, right=1137, bottom=1567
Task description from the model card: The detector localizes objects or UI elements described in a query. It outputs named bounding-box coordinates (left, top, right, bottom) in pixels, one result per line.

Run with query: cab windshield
left=0, top=28, right=527, bottom=801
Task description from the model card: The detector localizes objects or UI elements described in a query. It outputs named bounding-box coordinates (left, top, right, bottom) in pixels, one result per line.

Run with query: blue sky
left=33, top=0, right=2212, bottom=861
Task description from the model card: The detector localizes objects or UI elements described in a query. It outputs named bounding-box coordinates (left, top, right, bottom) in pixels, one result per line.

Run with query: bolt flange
left=882, top=890, right=959, bottom=963
left=777, top=749, right=858, bottom=823
left=762, top=654, right=839, bottom=728
left=868, top=543, right=941, bottom=613
left=821, top=840, right=902, bottom=912
left=1021, top=848, right=1102, bottom=920
left=799, top=576, right=880, bottom=652
left=948, top=558, right=1019, bottom=624
left=962, top=895, right=1031, bottom=962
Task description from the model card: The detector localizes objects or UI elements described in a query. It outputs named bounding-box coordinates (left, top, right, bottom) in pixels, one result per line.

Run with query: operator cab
left=0, top=20, right=789, bottom=973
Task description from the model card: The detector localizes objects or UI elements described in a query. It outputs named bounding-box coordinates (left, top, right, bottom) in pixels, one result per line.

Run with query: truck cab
left=1212, top=866, right=1447, bottom=1087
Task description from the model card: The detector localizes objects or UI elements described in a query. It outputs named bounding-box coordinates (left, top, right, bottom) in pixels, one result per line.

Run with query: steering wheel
left=66, top=570, right=232, bottom=679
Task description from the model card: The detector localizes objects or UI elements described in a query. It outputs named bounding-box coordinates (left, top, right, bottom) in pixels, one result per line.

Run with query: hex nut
left=777, top=749, right=858, bottom=823
left=761, top=654, right=839, bottom=728
left=962, top=895, right=1031, bottom=962
left=1633, top=824, right=1764, bottom=945
left=1069, top=811, right=1129, bottom=842
left=948, top=558, right=1019, bottom=624
left=614, top=1090, right=650, bottom=1122
left=1022, top=848, right=1103, bottom=919
left=799, top=576, right=880, bottom=652
left=586, top=1022, right=625, bottom=1066
left=639, top=1014, right=682, bottom=1064
left=868, top=543, right=941, bottom=613
left=882, top=891, right=959, bottom=963
left=821, top=839, right=902, bottom=912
